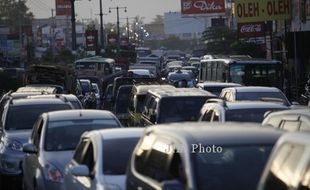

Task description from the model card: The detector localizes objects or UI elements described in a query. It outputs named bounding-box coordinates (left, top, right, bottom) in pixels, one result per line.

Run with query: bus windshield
left=229, top=63, right=281, bottom=88
left=75, top=62, right=96, bottom=70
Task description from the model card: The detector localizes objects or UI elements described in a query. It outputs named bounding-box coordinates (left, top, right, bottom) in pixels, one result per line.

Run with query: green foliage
left=202, top=26, right=265, bottom=57
left=230, top=41, right=265, bottom=58
left=145, top=36, right=198, bottom=51
left=0, top=0, right=33, bottom=27
left=202, top=26, right=237, bottom=54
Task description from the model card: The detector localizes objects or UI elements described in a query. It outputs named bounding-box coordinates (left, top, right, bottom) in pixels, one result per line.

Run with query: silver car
left=64, top=128, right=144, bottom=190
left=0, top=98, right=73, bottom=178
left=22, top=110, right=122, bottom=190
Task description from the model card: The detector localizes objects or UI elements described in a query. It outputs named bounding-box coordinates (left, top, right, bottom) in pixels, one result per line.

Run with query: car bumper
left=0, top=150, right=24, bottom=176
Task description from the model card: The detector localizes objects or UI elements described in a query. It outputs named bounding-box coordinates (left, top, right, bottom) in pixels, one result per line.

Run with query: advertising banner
left=85, top=30, right=98, bottom=51
left=55, top=0, right=72, bottom=16
left=54, top=28, right=65, bottom=51
left=181, top=0, right=226, bottom=16
left=107, top=33, right=118, bottom=46
left=238, top=22, right=265, bottom=38
left=234, top=0, right=291, bottom=23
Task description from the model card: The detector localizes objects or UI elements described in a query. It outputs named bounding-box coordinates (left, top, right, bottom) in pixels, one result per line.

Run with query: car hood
left=5, top=130, right=32, bottom=144
left=100, top=175, right=126, bottom=190
left=43, top=150, right=75, bottom=173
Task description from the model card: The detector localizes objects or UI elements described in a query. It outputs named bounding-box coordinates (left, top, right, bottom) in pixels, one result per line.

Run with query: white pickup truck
left=130, top=56, right=161, bottom=76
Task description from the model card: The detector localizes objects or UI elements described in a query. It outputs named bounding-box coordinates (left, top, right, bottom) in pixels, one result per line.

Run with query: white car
left=220, top=86, right=293, bottom=106
left=64, top=128, right=144, bottom=190
left=22, top=110, right=122, bottom=190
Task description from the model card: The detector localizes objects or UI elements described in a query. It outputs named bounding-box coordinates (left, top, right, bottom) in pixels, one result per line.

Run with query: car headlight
left=5, top=139, right=23, bottom=151
left=43, top=162, right=63, bottom=183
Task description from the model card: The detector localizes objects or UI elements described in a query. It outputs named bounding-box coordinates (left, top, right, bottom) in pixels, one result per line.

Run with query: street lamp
left=109, top=6, right=127, bottom=54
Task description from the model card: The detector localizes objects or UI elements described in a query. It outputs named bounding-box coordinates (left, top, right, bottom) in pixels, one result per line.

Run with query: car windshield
left=91, top=84, right=99, bottom=93
left=236, top=92, right=289, bottom=105
left=115, top=87, right=132, bottom=114
left=194, top=145, right=273, bottom=190
left=6, top=104, right=71, bottom=130
left=225, top=108, right=286, bottom=123
left=102, top=137, right=139, bottom=175
left=136, top=94, right=147, bottom=113
left=81, top=81, right=91, bottom=92
left=167, top=73, right=192, bottom=81
left=45, top=119, right=120, bottom=151
left=203, top=86, right=227, bottom=96
left=158, top=97, right=208, bottom=123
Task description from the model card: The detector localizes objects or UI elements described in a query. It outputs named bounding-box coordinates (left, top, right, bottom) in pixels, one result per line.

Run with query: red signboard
left=85, top=30, right=98, bottom=51
left=238, top=22, right=266, bottom=38
left=181, top=0, right=226, bottom=16
left=107, top=33, right=118, bottom=46
left=55, top=0, right=72, bottom=16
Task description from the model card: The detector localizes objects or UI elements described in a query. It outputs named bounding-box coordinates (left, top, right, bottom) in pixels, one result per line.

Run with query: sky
left=26, top=0, right=181, bottom=24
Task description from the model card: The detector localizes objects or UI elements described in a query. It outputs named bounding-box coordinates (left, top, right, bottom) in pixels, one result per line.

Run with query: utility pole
left=18, top=0, right=23, bottom=66
left=126, top=17, right=130, bottom=42
left=99, top=0, right=105, bottom=49
left=109, top=6, right=127, bottom=55
left=51, top=9, right=55, bottom=56
left=70, top=0, right=76, bottom=51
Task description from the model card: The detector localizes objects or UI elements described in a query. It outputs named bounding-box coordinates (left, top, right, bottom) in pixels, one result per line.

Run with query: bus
left=74, top=56, right=115, bottom=78
left=199, top=58, right=283, bottom=89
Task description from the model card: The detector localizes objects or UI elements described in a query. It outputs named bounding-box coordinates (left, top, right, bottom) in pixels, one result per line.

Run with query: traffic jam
left=1, top=0, right=310, bottom=189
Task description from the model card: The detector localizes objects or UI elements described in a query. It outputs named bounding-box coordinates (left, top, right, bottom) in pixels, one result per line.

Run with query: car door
left=23, top=117, right=44, bottom=189
left=129, top=136, right=174, bottom=190
left=67, top=139, right=97, bottom=190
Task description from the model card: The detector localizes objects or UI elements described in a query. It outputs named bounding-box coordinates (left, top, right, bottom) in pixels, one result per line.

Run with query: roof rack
left=55, top=94, right=68, bottom=102
left=206, top=98, right=227, bottom=107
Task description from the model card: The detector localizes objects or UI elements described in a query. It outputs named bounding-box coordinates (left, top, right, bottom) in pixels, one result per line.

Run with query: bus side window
left=98, top=63, right=102, bottom=71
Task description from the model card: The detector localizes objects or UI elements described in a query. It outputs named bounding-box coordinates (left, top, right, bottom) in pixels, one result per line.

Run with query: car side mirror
left=71, top=165, right=90, bottom=177
left=23, top=143, right=38, bottom=154
left=161, top=180, right=185, bottom=190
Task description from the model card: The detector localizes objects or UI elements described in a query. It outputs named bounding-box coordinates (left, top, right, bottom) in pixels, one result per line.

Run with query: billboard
left=54, top=28, right=65, bottom=51
left=55, top=0, right=71, bottom=16
left=238, top=22, right=265, bottom=38
left=181, top=0, right=226, bottom=16
left=85, top=30, right=98, bottom=51
left=234, top=0, right=291, bottom=23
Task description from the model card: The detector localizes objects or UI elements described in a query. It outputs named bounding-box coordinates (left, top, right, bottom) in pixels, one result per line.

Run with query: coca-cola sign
left=238, top=22, right=265, bottom=38
left=181, top=0, right=226, bottom=16
left=85, top=30, right=98, bottom=51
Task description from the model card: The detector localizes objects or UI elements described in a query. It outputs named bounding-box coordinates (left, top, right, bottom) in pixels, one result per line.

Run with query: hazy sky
left=26, top=0, right=180, bottom=24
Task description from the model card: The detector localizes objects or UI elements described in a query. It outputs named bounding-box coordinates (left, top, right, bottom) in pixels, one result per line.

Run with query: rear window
left=102, top=137, right=139, bottom=175
left=236, top=92, right=289, bottom=105
left=115, top=87, right=132, bottom=114
left=5, top=104, right=71, bottom=130
left=45, top=119, right=120, bottom=151
left=158, top=97, right=208, bottom=123
left=225, top=108, right=287, bottom=123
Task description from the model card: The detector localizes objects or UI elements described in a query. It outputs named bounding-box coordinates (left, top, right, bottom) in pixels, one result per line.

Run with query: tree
left=0, top=0, right=33, bottom=28
left=151, top=15, right=164, bottom=25
left=202, top=26, right=237, bottom=54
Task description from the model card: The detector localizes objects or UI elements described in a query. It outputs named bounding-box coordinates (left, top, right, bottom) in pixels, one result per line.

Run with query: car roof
left=197, top=82, right=242, bottom=87
left=134, top=85, right=175, bottom=94
left=223, top=101, right=289, bottom=110
left=276, top=132, right=310, bottom=146
left=11, top=98, right=71, bottom=106
left=84, top=128, right=144, bottom=140
left=27, top=94, right=78, bottom=99
left=266, top=108, right=310, bottom=118
left=45, top=110, right=118, bottom=122
left=16, top=86, right=58, bottom=93
left=146, top=122, right=284, bottom=145
left=148, top=88, right=215, bottom=98
left=223, top=86, right=281, bottom=92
